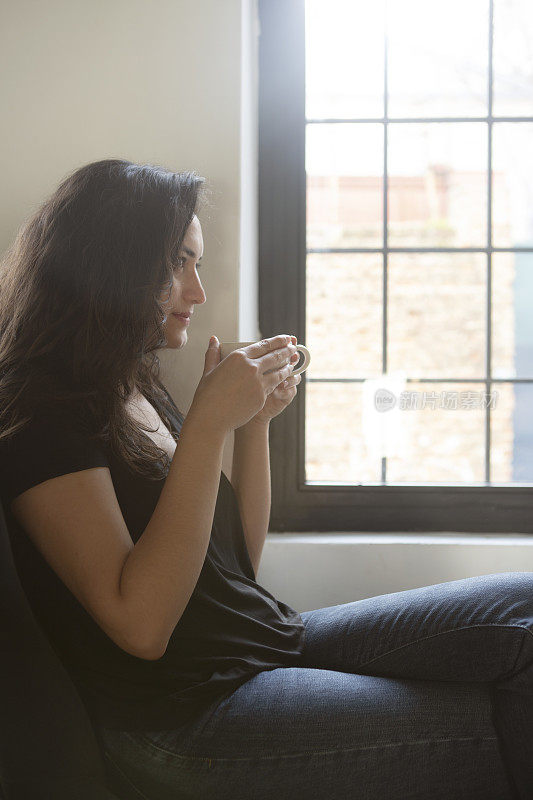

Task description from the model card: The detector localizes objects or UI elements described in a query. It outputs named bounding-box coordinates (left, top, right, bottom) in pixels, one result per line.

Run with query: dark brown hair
left=0, top=158, right=209, bottom=479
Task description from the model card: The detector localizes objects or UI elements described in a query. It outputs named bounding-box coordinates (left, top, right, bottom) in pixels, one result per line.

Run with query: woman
left=0, top=158, right=531, bottom=800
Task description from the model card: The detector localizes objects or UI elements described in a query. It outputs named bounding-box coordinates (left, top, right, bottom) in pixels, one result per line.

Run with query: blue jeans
left=98, top=572, right=533, bottom=799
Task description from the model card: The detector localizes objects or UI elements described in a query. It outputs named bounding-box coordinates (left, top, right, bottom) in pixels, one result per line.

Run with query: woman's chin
left=163, top=327, right=188, bottom=349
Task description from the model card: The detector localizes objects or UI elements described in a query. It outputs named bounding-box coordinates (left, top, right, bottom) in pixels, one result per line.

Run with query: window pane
left=493, top=0, right=533, bottom=117
left=305, top=0, right=385, bottom=119
left=385, top=382, right=487, bottom=483
left=492, top=253, right=533, bottom=379
left=388, top=254, right=487, bottom=378
left=306, top=380, right=489, bottom=483
left=306, top=253, right=383, bottom=379
left=388, top=123, right=487, bottom=247
left=492, top=123, right=533, bottom=248
left=490, top=383, right=533, bottom=482
left=387, top=0, right=488, bottom=118
left=305, top=383, right=382, bottom=482
left=306, top=123, right=383, bottom=248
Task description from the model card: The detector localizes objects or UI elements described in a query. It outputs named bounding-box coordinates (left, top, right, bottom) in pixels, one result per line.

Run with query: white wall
left=2, top=0, right=532, bottom=612
left=0, top=0, right=259, bottom=477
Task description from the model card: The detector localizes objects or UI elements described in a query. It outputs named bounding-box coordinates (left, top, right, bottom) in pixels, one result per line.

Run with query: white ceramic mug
left=219, top=340, right=311, bottom=375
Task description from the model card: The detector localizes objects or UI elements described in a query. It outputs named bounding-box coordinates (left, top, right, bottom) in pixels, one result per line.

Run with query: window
left=258, top=0, right=533, bottom=533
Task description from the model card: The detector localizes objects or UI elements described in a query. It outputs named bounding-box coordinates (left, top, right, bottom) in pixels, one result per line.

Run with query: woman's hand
left=246, top=335, right=301, bottom=427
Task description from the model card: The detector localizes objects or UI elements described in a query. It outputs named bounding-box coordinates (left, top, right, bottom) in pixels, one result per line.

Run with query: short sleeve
left=0, top=409, right=110, bottom=508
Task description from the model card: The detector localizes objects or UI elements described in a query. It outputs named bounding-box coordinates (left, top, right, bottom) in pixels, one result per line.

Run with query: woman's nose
left=187, top=279, right=206, bottom=306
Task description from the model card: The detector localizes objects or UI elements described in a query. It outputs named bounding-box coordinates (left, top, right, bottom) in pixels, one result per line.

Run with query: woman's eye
left=175, top=256, right=202, bottom=278
left=174, top=257, right=202, bottom=272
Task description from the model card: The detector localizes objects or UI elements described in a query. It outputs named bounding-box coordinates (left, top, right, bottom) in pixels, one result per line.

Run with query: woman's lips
left=172, top=313, right=190, bottom=325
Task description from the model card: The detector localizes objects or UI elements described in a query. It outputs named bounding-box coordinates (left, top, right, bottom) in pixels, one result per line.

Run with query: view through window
left=304, top=0, right=533, bottom=486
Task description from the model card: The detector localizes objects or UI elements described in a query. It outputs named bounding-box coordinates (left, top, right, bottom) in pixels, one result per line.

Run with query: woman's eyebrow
left=181, top=246, right=203, bottom=261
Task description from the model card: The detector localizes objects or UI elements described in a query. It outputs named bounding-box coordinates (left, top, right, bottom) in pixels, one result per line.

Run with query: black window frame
left=258, top=0, right=533, bottom=533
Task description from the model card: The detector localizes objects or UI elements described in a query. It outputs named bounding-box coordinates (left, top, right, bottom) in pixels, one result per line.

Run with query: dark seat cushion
left=0, top=499, right=120, bottom=799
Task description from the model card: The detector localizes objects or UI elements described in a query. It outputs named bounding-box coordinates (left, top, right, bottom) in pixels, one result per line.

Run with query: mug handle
left=292, top=345, right=310, bottom=375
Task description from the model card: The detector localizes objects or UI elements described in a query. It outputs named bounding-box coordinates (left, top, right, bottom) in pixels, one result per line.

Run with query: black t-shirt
left=0, top=388, right=305, bottom=731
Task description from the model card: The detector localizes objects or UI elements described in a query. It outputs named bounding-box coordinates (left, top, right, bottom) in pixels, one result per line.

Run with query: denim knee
left=482, top=572, right=533, bottom=630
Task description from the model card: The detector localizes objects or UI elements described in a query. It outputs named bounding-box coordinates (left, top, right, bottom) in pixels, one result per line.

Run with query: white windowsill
left=266, top=532, right=533, bottom=546
left=259, top=532, right=533, bottom=610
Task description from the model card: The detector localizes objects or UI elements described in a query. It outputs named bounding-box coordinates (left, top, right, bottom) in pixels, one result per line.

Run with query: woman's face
left=159, top=214, right=206, bottom=349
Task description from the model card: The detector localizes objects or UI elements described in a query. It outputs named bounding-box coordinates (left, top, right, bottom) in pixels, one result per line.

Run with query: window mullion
left=486, top=0, right=494, bottom=482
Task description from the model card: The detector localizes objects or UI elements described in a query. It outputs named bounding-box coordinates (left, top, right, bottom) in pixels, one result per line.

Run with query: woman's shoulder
left=0, top=401, right=98, bottom=454
left=0, top=402, right=110, bottom=508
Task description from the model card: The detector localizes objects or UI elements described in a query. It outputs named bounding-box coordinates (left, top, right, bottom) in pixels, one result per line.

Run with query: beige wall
left=0, top=0, right=261, bottom=476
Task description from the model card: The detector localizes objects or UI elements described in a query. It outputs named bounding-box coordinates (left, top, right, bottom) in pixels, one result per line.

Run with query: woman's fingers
left=281, top=373, right=302, bottom=389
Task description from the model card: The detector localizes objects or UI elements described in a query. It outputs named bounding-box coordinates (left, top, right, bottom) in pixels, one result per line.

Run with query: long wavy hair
left=0, top=158, right=210, bottom=480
